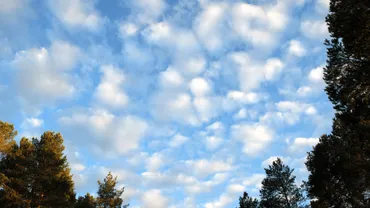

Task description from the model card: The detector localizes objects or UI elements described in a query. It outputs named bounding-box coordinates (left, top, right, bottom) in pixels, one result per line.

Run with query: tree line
left=1, top=0, right=369, bottom=207
left=238, top=0, right=370, bottom=207
left=0, top=121, right=128, bottom=208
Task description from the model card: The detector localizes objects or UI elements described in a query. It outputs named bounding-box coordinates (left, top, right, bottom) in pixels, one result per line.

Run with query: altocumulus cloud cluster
left=0, top=0, right=333, bottom=207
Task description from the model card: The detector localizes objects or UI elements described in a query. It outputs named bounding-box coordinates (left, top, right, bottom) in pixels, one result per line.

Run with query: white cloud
left=194, top=2, right=229, bottom=53
left=189, top=77, right=211, bottom=96
left=204, top=193, right=234, bottom=208
left=233, top=108, right=248, bottom=120
left=308, top=66, right=324, bottom=83
left=301, top=20, right=328, bottom=40
left=146, top=152, right=166, bottom=171
left=13, top=40, right=80, bottom=111
left=21, top=117, right=43, bottom=128
left=227, top=184, right=245, bottom=193
left=150, top=91, right=199, bottom=125
left=169, top=133, right=189, bottom=148
left=297, top=86, right=313, bottom=97
left=231, top=2, right=288, bottom=48
left=243, top=173, right=265, bottom=189
left=159, top=67, right=185, bottom=88
left=228, top=52, right=284, bottom=92
left=260, top=101, right=318, bottom=125
left=94, top=65, right=128, bottom=109
left=59, top=109, right=148, bottom=155
left=119, top=22, right=139, bottom=38
left=226, top=91, right=260, bottom=104
left=49, top=0, right=103, bottom=31
left=131, top=0, right=166, bottom=24
left=141, top=189, right=169, bottom=208
left=185, top=159, right=233, bottom=178
left=231, top=123, right=273, bottom=156
left=288, top=137, right=319, bottom=153
left=193, top=96, right=219, bottom=123
left=288, top=40, right=306, bottom=57
left=264, top=58, right=284, bottom=80
left=71, top=163, right=86, bottom=172
left=205, top=136, right=223, bottom=150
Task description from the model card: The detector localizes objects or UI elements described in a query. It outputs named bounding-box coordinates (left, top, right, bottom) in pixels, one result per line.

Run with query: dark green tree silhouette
left=260, top=158, right=306, bottom=208
left=0, top=127, right=76, bottom=208
left=75, top=193, right=96, bottom=208
left=96, top=172, right=129, bottom=208
left=306, top=0, right=370, bottom=207
left=238, top=191, right=259, bottom=208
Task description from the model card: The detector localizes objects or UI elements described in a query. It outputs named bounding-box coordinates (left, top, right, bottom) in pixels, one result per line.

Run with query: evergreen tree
left=260, top=158, right=305, bottom=208
left=305, top=0, right=370, bottom=207
left=75, top=193, right=96, bottom=208
left=96, top=172, right=128, bottom=208
left=32, top=132, right=76, bottom=207
left=0, top=129, right=76, bottom=208
left=0, top=121, right=22, bottom=207
left=0, top=121, right=17, bottom=155
left=0, top=138, right=35, bottom=207
left=238, top=192, right=259, bottom=208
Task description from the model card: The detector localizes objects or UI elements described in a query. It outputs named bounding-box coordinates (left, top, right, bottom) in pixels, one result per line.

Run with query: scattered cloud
left=231, top=123, right=274, bottom=156
left=94, top=65, right=129, bottom=109
left=288, top=40, right=306, bottom=57
left=13, top=40, right=81, bottom=113
left=301, top=19, right=328, bottom=40
left=59, top=109, right=148, bottom=155
left=48, top=0, right=103, bottom=31
left=21, top=117, right=43, bottom=128
left=169, top=133, right=189, bottom=148
left=288, top=137, right=319, bottom=153
left=141, top=189, right=169, bottom=208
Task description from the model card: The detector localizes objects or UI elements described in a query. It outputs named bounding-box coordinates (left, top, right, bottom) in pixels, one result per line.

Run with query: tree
left=306, top=119, right=370, bottom=207
left=0, top=121, right=22, bottom=207
left=96, top=172, right=128, bottom=208
left=75, top=193, right=96, bottom=208
left=238, top=192, right=259, bottom=208
left=306, top=0, right=370, bottom=207
left=32, top=131, right=76, bottom=207
left=0, top=129, right=76, bottom=208
left=0, top=138, right=35, bottom=207
left=0, top=121, right=17, bottom=156
left=260, top=158, right=306, bottom=208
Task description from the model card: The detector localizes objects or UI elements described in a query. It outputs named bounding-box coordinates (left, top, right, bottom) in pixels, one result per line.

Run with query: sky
left=0, top=0, right=334, bottom=207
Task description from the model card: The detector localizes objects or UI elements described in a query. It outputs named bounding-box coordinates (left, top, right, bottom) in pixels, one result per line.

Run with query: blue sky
left=0, top=0, right=334, bottom=207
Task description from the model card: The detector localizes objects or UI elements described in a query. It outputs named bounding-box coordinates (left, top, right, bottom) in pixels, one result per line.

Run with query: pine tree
left=238, top=192, right=259, bottom=208
left=32, top=131, right=76, bottom=207
left=96, top=172, right=129, bottom=208
left=260, top=158, right=306, bottom=208
left=0, top=138, right=35, bottom=207
left=0, top=130, right=76, bottom=208
left=0, top=121, right=22, bottom=207
left=75, top=193, right=96, bottom=208
left=0, top=121, right=17, bottom=155
left=305, top=0, right=370, bottom=207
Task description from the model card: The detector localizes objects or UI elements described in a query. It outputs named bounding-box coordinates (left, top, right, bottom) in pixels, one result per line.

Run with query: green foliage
left=306, top=0, right=370, bottom=207
left=238, top=192, right=259, bottom=208
left=75, top=193, right=96, bottom=208
left=96, top=172, right=128, bottom=208
left=260, top=158, right=306, bottom=208
left=0, top=126, right=75, bottom=208
left=0, top=121, right=17, bottom=155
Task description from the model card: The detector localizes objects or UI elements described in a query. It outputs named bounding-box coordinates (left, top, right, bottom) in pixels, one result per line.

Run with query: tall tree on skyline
left=96, top=172, right=128, bottom=208
left=238, top=192, right=259, bottom=208
left=306, top=0, right=370, bottom=207
left=260, top=158, right=306, bottom=208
